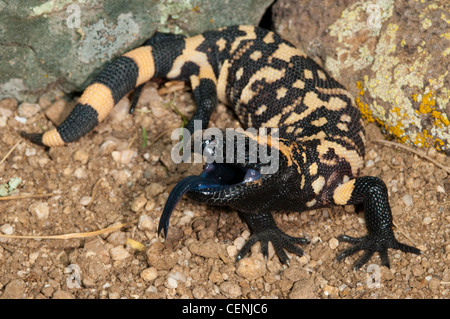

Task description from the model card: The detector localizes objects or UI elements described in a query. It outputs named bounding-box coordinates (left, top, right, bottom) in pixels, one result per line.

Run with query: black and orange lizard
left=21, top=25, right=420, bottom=269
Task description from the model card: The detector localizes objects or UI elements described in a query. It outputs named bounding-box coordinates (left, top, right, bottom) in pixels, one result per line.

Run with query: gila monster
left=21, top=25, right=420, bottom=269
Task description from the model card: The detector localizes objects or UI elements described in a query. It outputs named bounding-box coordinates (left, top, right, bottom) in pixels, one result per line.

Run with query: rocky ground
left=0, top=82, right=448, bottom=299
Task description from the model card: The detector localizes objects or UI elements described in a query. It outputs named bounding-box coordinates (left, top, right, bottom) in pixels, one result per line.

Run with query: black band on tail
left=93, top=56, right=139, bottom=104
left=57, top=103, right=99, bottom=143
left=20, top=132, right=44, bottom=146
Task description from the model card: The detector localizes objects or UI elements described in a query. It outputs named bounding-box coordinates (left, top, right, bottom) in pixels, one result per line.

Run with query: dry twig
left=0, top=220, right=137, bottom=240
left=0, top=140, right=20, bottom=166
left=0, top=193, right=55, bottom=201
left=373, top=139, right=450, bottom=174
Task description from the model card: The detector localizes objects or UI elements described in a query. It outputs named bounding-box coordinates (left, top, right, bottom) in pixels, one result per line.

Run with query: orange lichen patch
left=419, top=91, right=436, bottom=114
left=355, top=96, right=374, bottom=123
left=355, top=81, right=374, bottom=123
left=391, top=106, right=401, bottom=116
left=388, top=122, right=408, bottom=143
left=356, top=81, right=365, bottom=96
left=413, top=129, right=434, bottom=148
left=416, top=91, right=449, bottom=129
left=434, top=138, right=445, bottom=151
left=357, top=79, right=447, bottom=151
left=440, top=113, right=449, bottom=126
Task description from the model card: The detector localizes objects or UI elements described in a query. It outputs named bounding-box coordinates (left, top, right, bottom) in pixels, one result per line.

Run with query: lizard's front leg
left=237, top=211, right=309, bottom=265
left=333, top=176, right=421, bottom=269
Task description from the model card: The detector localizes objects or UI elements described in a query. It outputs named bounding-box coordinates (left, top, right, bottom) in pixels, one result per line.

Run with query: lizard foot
left=336, top=233, right=421, bottom=270
left=236, top=228, right=309, bottom=265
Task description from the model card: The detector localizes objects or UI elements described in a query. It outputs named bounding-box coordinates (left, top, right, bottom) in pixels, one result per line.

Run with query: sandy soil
left=0, top=82, right=448, bottom=299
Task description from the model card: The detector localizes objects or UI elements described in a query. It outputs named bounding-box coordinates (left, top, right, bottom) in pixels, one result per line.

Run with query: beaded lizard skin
left=22, top=25, right=420, bottom=269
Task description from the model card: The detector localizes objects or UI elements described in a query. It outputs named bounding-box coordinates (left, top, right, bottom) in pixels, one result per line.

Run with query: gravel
left=0, top=83, right=448, bottom=299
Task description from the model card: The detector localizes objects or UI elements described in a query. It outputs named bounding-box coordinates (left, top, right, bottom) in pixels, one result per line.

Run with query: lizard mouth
left=157, top=162, right=262, bottom=238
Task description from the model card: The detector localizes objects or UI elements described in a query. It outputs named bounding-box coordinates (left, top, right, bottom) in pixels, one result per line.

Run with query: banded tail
left=21, top=31, right=211, bottom=147
left=21, top=45, right=157, bottom=147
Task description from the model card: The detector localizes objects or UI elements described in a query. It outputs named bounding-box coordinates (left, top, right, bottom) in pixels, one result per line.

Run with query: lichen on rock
left=273, top=0, right=449, bottom=152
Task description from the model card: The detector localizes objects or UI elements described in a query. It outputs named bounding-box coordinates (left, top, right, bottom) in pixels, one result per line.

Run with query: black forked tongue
left=157, top=175, right=218, bottom=239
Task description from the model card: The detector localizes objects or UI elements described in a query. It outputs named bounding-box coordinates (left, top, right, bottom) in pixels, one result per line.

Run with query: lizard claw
left=236, top=228, right=309, bottom=264
left=336, top=233, right=421, bottom=270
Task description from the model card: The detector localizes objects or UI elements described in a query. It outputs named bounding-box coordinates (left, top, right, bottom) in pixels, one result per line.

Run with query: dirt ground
left=0, top=81, right=448, bottom=299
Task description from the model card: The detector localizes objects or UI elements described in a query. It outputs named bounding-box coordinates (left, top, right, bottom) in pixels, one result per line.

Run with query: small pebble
left=338, top=284, right=348, bottom=292
left=74, top=149, right=89, bottom=164
left=168, top=271, right=186, bottom=283
left=177, top=210, right=194, bottom=226
left=79, top=196, right=92, bottom=206
left=140, top=267, right=158, bottom=282
left=99, top=139, right=118, bottom=155
left=144, top=199, right=156, bottom=211
left=192, top=287, right=207, bottom=299
left=145, top=183, right=165, bottom=198
left=165, top=277, right=178, bottom=289
left=283, top=266, right=306, bottom=282
left=188, top=239, right=223, bottom=259
left=411, top=264, right=424, bottom=277
left=402, top=194, right=413, bottom=207
left=227, top=245, right=238, bottom=258
left=44, top=99, right=66, bottom=124
left=219, top=282, right=242, bottom=298
left=209, top=270, right=223, bottom=284
left=107, top=231, right=127, bottom=246
left=15, top=116, right=27, bottom=124
left=109, top=98, right=130, bottom=122
left=111, top=170, right=131, bottom=184
left=112, top=150, right=136, bottom=164
left=428, top=277, right=441, bottom=293
left=73, top=167, right=88, bottom=179
left=28, top=201, right=49, bottom=219
left=52, top=290, right=75, bottom=299
left=138, top=215, right=155, bottom=231
left=289, top=278, right=316, bottom=299
left=110, top=246, right=130, bottom=261
left=236, top=254, right=267, bottom=280
left=0, top=223, right=14, bottom=235
left=131, top=194, right=147, bottom=212
left=329, top=237, right=339, bottom=250
left=152, top=105, right=170, bottom=118
left=233, top=237, right=245, bottom=250
left=17, top=102, right=40, bottom=118
left=323, top=285, right=339, bottom=297
left=0, top=107, right=13, bottom=118
left=25, top=148, right=36, bottom=157
left=423, top=216, right=432, bottom=225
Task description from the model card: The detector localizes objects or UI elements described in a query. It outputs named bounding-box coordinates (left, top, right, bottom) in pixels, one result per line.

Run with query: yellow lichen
left=356, top=96, right=374, bottom=123
left=327, top=1, right=449, bottom=151
left=440, top=113, right=449, bottom=126
left=356, top=81, right=365, bottom=96
left=421, top=18, right=432, bottom=29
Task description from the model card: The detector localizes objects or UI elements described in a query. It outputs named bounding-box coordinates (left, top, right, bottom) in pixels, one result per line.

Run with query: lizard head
left=158, top=129, right=297, bottom=238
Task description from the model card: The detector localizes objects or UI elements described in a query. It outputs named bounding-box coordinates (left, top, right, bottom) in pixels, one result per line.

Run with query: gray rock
left=273, top=0, right=450, bottom=152
left=0, top=0, right=273, bottom=102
